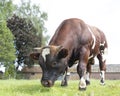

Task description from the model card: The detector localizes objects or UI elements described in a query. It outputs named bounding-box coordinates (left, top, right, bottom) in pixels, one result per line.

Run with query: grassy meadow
left=0, top=79, right=120, bottom=96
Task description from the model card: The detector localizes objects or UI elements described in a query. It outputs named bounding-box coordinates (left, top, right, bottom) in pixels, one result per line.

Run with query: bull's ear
left=30, top=52, right=40, bottom=60
left=29, top=47, right=42, bottom=60
left=57, top=48, right=68, bottom=59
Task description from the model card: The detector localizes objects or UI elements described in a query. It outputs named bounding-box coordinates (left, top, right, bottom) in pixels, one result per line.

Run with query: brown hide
left=49, top=18, right=108, bottom=67
left=30, top=18, right=108, bottom=90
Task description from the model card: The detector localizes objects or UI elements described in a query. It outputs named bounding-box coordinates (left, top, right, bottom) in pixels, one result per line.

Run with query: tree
left=7, top=15, right=40, bottom=67
left=0, top=20, right=15, bottom=63
left=15, top=0, right=49, bottom=45
left=7, top=0, right=49, bottom=67
left=0, top=0, right=16, bottom=78
left=0, top=0, right=14, bottom=19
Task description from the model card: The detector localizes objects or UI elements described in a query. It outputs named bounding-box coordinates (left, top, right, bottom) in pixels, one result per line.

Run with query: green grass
left=0, top=79, right=120, bottom=96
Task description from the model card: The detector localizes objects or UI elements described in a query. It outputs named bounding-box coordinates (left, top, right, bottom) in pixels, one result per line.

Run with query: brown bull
left=30, top=18, right=108, bottom=90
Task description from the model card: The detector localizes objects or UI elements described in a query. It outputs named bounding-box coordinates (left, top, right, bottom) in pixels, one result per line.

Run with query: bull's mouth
left=41, top=80, right=54, bottom=87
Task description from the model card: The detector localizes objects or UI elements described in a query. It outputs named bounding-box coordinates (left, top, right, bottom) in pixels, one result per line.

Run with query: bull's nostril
left=48, top=80, right=53, bottom=85
left=44, top=81, right=49, bottom=85
left=41, top=80, right=53, bottom=87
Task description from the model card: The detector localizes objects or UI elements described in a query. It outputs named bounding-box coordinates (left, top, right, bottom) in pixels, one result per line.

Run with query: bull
left=30, top=18, right=108, bottom=90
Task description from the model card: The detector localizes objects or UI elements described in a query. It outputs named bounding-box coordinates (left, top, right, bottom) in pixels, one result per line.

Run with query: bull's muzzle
left=41, top=80, right=54, bottom=87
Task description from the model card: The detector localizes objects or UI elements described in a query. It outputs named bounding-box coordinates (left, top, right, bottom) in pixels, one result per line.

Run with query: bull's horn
left=34, top=47, right=41, bottom=50
left=33, top=47, right=42, bottom=52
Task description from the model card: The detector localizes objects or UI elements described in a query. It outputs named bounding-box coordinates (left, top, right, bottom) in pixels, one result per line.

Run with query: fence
left=68, top=72, right=120, bottom=80
left=21, top=64, right=120, bottom=80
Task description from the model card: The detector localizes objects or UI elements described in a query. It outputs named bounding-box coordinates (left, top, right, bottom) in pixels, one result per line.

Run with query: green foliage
left=0, top=0, right=49, bottom=77
left=3, top=63, right=16, bottom=79
left=0, top=0, right=15, bottom=62
left=0, top=20, right=15, bottom=62
left=0, top=0, right=16, bottom=78
left=7, top=15, right=40, bottom=66
left=0, top=0, right=15, bottom=19
left=15, top=0, right=49, bottom=45
left=0, top=80, right=120, bottom=96
left=6, top=0, right=49, bottom=67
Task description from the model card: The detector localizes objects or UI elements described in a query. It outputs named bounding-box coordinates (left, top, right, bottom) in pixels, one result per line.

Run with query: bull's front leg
left=85, top=63, right=91, bottom=85
left=61, top=67, right=68, bottom=86
left=77, top=63, right=86, bottom=90
left=77, top=47, right=90, bottom=90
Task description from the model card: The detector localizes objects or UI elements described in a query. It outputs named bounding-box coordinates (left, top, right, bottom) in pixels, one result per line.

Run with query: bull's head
left=30, top=45, right=68, bottom=87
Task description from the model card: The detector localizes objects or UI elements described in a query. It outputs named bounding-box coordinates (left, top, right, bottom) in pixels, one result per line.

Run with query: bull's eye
left=52, top=62, right=57, bottom=67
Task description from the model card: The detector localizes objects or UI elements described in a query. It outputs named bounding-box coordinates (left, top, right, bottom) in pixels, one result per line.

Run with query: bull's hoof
left=100, top=79, right=105, bottom=86
left=86, top=80, right=90, bottom=85
left=61, top=84, right=68, bottom=86
left=61, top=82, right=68, bottom=86
left=100, top=82, right=105, bottom=86
left=79, top=87, right=86, bottom=91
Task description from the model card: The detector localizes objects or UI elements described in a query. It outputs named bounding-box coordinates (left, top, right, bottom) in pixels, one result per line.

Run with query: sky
left=13, top=0, right=120, bottom=64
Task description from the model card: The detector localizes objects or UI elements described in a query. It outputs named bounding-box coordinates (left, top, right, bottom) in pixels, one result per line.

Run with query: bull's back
left=49, top=18, right=91, bottom=47
left=49, top=18, right=93, bottom=67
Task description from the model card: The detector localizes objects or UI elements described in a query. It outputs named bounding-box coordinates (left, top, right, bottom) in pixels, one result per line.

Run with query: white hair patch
left=102, top=48, right=108, bottom=62
left=42, top=48, right=50, bottom=62
left=100, top=70, right=105, bottom=85
left=85, top=72, right=90, bottom=81
left=79, top=77, right=86, bottom=88
left=100, top=71, right=105, bottom=79
left=87, top=26, right=96, bottom=49
left=100, top=41, right=105, bottom=46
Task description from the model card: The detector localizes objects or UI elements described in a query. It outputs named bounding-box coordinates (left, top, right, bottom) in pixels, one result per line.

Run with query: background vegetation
left=0, top=0, right=48, bottom=78
left=0, top=0, right=16, bottom=78
left=0, top=79, right=120, bottom=96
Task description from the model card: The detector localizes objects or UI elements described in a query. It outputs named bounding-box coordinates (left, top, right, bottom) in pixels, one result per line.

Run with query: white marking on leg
left=100, top=71, right=105, bottom=79
left=62, top=72, right=66, bottom=82
left=42, top=48, right=50, bottom=62
left=100, top=71, right=105, bottom=85
left=80, top=77, right=86, bottom=88
left=100, top=41, right=105, bottom=46
left=87, top=26, right=96, bottom=49
left=100, top=41, right=108, bottom=62
left=86, top=72, right=90, bottom=82
left=102, top=48, right=108, bottom=62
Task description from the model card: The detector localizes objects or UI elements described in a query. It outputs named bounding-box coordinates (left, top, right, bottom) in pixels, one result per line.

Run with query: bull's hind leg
left=86, top=58, right=95, bottom=85
left=97, top=54, right=106, bottom=85
left=85, top=58, right=95, bottom=85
